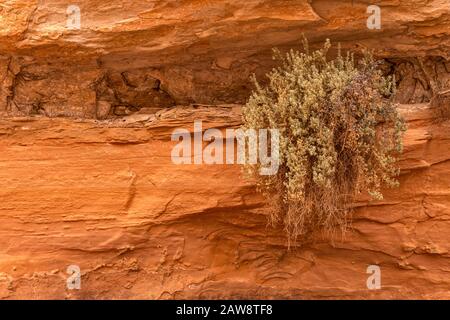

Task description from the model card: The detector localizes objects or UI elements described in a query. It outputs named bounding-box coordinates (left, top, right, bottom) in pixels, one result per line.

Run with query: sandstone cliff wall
left=0, top=0, right=449, bottom=299
left=0, top=104, right=449, bottom=299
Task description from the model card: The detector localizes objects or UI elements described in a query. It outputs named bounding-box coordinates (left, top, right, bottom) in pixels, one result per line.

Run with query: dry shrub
left=242, top=39, right=406, bottom=245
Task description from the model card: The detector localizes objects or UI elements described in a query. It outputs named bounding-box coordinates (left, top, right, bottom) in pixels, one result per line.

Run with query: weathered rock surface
left=1, top=1, right=450, bottom=117
left=0, top=104, right=449, bottom=299
left=0, top=0, right=449, bottom=299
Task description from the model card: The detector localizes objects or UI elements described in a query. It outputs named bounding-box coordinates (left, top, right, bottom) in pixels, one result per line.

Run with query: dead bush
left=242, top=39, right=406, bottom=245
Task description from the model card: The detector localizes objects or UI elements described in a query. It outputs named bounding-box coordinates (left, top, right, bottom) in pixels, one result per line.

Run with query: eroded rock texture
left=0, top=105, right=449, bottom=299
left=0, top=0, right=449, bottom=299
left=1, top=0, right=450, bottom=116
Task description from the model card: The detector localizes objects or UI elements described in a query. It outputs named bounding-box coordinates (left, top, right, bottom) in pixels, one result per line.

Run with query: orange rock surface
left=0, top=1, right=449, bottom=299
left=0, top=104, right=449, bottom=299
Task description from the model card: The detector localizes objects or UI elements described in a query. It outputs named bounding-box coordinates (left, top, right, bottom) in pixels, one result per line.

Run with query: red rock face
left=0, top=1, right=449, bottom=299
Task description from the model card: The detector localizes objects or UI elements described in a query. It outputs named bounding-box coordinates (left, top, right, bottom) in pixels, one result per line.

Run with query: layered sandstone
left=0, top=0, right=449, bottom=299
left=1, top=1, right=450, bottom=117
left=0, top=104, right=449, bottom=299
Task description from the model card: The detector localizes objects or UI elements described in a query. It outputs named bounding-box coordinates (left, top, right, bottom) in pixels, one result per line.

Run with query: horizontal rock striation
left=1, top=1, right=450, bottom=116
left=0, top=0, right=450, bottom=299
left=0, top=104, right=449, bottom=299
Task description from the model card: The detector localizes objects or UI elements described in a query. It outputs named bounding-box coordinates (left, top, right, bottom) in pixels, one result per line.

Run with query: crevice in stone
left=1, top=56, right=177, bottom=120
left=94, top=69, right=176, bottom=120
left=384, top=56, right=450, bottom=104
left=1, top=55, right=449, bottom=120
